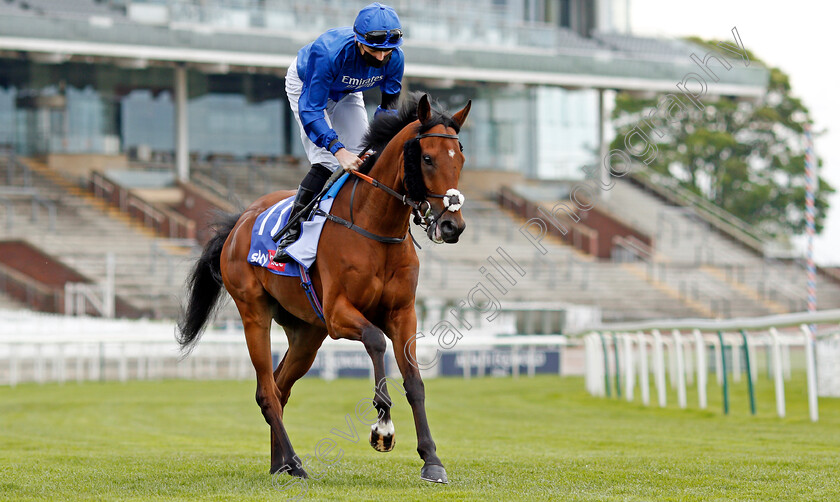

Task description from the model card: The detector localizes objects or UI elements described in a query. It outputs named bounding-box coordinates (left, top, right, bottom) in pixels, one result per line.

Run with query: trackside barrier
left=582, top=310, right=840, bottom=422
left=0, top=310, right=574, bottom=386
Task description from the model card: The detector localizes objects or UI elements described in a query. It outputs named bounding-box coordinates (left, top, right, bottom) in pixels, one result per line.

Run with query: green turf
left=1, top=374, right=839, bottom=501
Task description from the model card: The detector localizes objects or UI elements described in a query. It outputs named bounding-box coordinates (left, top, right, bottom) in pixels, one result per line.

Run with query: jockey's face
left=357, top=42, right=393, bottom=62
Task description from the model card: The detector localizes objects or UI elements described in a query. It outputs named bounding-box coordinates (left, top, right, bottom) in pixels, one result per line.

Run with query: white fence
left=582, top=310, right=840, bottom=422
left=818, top=333, right=840, bottom=398
left=0, top=309, right=577, bottom=386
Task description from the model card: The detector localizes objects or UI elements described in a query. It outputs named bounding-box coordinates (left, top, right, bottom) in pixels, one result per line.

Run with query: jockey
left=273, top=2, right=404, bottom=263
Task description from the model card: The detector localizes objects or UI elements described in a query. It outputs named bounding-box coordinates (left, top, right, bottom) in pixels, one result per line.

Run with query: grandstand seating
left=598, top=177, right=840, bottom=315
left=186, top=158, right=309, bottom=209
left=0, top=153, right=201, bottom=319
left=6, top=146, right=839, bottom=324
left=4, top=140, right=839, bottom=325
left=0, top=290, right=27, bottom=310
left=591, top=30, right=701, bottom=59
left=3, top=0, right=126, bottom=19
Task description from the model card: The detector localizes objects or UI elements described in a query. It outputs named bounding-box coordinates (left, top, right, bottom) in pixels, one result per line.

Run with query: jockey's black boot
left=272, top=185, right=317, bottom=264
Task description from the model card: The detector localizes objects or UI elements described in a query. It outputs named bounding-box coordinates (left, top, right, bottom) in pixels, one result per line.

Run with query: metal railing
left=90, top=171, right=196, bottom=239
left=0, top=150, right=58, bottom=232
left=120, top=0, right=587, bottom=51
left=64, top=253, right=116, bottom=318
left=632, top=169, right=792, bottom=258
left=580, top=309, right=840, bottom=422
left=612, top=234, right=654, bottom=263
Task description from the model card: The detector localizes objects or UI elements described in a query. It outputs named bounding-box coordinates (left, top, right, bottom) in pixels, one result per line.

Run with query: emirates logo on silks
left=341, top=75, right=384, bottom=88
left=266, top=250, right=287, bottom=272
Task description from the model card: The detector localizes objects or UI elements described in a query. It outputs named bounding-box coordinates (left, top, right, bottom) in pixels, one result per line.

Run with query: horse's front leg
left=326, top=297, right=395, bottom=452
left=386, top=306, right=447, bottom=484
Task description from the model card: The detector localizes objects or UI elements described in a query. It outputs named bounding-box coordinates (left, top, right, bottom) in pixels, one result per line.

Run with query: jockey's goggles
left=355, top=28, right=403, bottom=46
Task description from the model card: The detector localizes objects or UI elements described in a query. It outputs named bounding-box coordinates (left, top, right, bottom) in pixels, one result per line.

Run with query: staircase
left=187, top=159, right=308, bottom=208
left=0, top=156, right=206, bottom=319
left=596, top=177, right=840, bottom=315
left=415, top=187, right=704, bottom=322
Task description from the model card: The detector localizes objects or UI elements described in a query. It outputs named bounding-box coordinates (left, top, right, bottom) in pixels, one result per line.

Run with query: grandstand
left=6, top=138, right=835, bottom=325
left=0, top=151, right=197, bottom=319
left=1, top=0, right=832, bottom=329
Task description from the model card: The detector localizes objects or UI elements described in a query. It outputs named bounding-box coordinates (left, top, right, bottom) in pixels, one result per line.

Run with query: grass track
left=1, top=375, right=839, bottom=501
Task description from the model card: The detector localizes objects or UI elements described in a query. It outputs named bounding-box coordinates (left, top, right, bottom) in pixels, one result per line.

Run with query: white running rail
left=581, top=309, right=840, bottom=422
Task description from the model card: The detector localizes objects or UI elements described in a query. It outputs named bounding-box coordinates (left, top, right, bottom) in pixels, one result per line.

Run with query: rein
left=317, top=132, right=465, bottom=246
left=313, top=173, right=407, bottom=245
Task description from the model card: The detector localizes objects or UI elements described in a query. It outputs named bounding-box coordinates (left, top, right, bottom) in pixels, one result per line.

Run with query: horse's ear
left=417, top=94, right=432, bottom=124
left=452, top=100, right=471, bottom=127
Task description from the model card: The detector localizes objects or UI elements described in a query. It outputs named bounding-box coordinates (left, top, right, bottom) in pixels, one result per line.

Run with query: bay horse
left=177, top=93, right=470, bottom=484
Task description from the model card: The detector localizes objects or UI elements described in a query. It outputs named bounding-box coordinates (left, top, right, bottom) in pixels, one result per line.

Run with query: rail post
left=693, top=329, right=707, bottom=409
left=637, top=332, right=650, bottom=406
left=739, top=330, right=756, bottom=415
left=717, top=331, right=729, bottom=415
left=768, top=327, right=786, bottom=418
left=800, top=324, right=818, bottom=422
left=652, top=329, right=666, bottom=407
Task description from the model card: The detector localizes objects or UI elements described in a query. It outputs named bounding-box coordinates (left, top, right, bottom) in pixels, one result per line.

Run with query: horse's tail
left=176, top=212, right=241, bottom=354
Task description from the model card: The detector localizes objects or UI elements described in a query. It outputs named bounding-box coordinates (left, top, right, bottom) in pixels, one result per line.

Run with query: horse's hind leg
left=234, top=296, right=307, bottom=478
left=270, top=323, right=327, bottom=470
left=274, top=323, right=327, bottom=408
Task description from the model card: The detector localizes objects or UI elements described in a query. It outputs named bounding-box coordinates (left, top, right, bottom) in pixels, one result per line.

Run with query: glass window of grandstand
left=397, top=83, right=597, bottom=180
left=122, top=72, right=289, bottom=162
left=0, top=60, right=291, bottom=162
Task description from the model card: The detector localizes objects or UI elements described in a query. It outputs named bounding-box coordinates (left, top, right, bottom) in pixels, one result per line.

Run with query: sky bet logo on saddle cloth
left=247, top=173, right=351, bottom=276
left=248, top=247, right=288, bottom=274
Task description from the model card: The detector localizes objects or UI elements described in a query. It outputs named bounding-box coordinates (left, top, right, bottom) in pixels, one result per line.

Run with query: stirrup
left=272, top=226, right=300, bottom=264
left=270, top=184, right=318, bottom=264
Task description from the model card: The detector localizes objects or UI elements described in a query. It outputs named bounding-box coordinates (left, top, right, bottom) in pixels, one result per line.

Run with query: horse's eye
left=422, top=154, right=433, bottom=165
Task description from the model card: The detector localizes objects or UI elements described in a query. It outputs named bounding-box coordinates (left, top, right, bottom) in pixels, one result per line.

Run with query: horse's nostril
left=440, top=221, right=456, bottom=235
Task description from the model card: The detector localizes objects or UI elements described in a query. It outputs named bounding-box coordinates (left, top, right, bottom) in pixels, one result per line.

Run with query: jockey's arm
left=375, top=91, right=401, bottom=119
left=374, top=53, right=404, bottom=119
left=298, top=47, right=345, bottom=156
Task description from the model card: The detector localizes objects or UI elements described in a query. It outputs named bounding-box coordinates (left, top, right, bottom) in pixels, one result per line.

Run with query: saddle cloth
left=247, top=173, right=350, bottom=275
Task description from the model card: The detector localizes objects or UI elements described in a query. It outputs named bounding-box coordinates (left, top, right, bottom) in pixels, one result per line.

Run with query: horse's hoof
left=420, top=463, right=448, bottom=484
left=369, top=421, right=395, bottom=452
left=270, top=463, right=309, bottom=479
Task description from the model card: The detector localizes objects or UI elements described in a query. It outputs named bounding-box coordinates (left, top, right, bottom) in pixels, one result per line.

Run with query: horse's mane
left=359, top=92, right=461, bottom=175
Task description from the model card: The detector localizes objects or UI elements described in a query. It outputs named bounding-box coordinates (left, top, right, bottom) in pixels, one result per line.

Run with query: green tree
left=610, top=40, right=833, bottom=238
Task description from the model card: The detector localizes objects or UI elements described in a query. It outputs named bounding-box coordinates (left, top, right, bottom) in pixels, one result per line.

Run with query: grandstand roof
left=0, top=0, right=769, bottom=96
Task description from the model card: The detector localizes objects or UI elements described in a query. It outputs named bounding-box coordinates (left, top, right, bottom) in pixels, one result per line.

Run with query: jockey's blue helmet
left=353, top=3, right=403, bottom=50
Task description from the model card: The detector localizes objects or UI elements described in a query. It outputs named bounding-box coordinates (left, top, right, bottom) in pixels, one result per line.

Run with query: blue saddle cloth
left=247, top=173, right=350, bottom=276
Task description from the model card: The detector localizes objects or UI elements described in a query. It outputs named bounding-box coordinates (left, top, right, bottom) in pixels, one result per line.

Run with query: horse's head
left=403, top=94, right=471, bottom=244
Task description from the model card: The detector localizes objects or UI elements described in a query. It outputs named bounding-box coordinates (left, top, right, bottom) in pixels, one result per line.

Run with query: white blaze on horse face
left=448, top=149, right=455, bottom=158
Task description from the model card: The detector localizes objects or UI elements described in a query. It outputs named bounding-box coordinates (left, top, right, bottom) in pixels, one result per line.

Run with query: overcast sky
left=626, top=0, right=840, bottom=265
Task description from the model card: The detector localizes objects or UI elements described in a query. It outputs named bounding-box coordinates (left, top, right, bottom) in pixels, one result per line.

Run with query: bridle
left=407, top=133, right=466, bottom=227
left=316, top=131, right=465, bottom=246
left=361, top=132, right=464, bottom=223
